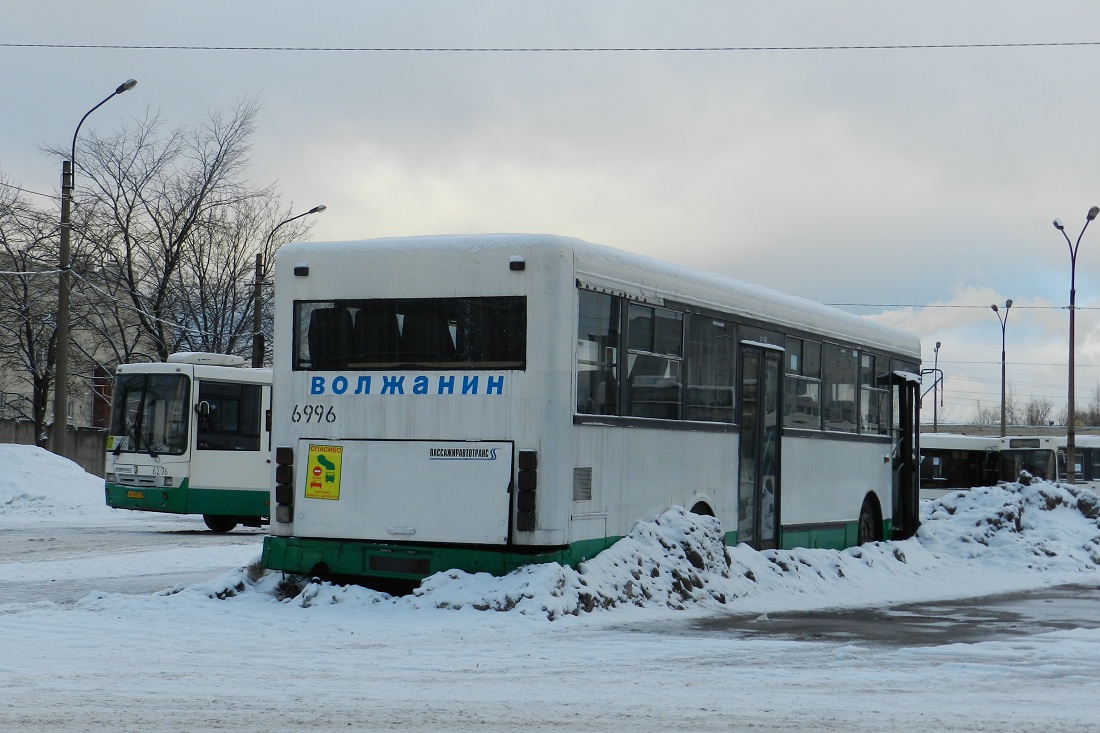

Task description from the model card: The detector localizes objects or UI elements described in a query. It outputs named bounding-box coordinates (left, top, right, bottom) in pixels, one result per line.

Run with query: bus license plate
left=126, top=490, right=144, bottom=499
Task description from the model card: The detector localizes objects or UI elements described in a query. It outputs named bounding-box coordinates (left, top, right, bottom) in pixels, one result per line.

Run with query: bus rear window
left=294, top=297, right=526, bottom=371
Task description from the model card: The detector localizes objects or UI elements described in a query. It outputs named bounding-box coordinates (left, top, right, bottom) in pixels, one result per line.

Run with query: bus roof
left=279, top=233, right=921, bottom=360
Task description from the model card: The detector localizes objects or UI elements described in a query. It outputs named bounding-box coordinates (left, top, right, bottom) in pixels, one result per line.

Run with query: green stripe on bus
left=779, top=524, right=854, bottom=550
left=105, top=479, right=269, bottom=518
left=263, top=532, right=737, bottom=582
left=261, top=534, right=622, bottom=581
left=778, top=519, right=892, bottom=550
left=261, top=521, right=882, bottom=583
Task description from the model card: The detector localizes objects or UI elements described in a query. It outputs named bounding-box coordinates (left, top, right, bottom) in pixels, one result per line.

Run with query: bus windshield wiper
left=113, top=423, right=138, bottom=456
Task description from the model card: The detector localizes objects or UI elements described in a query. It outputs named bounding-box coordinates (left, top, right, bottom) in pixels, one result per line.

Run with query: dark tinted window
left=196, top=381, right=262, bottom=451
left=294, top=297, right=526, bottom=370
left=684, top=315, right=734, bottom=422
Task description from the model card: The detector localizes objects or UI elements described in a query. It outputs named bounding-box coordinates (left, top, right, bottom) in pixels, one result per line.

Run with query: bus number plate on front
left=126, top=490, right=144, bottom=499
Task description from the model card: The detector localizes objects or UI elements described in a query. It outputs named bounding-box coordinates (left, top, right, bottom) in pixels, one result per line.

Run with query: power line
left=3, top=41, right=1100, bottom=53
left=942, top=360, right=1100, bottom=367
left=828, top=303, right=1090, bottom=310
left=0, top=181, right=58, bottom=201
left=0, top=267, right=62, bottom=276
left=68, top=269, right=244, bottom=340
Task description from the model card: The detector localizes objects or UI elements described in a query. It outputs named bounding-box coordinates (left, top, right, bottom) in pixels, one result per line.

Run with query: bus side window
left=308, top=307, right=354, bottom=370
left=196, top=382, right=261, bottom=451
left=576, top=290, right=620, bottom=415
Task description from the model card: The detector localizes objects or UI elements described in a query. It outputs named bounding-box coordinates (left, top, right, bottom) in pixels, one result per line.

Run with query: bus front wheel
left=203, top=514, right=238, bottom=533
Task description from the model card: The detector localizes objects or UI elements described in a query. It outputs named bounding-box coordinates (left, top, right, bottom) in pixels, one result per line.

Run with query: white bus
left=1002, top=434, right=1100, bottom=491
left=261, top=235, right=922, bottom=583
left=919, top=433, right=1001, bottom=500
left=1054, top=435, right=1100, bottom=491
left=105, top=352, right=272, bottom=532
left=999, top=435, right=1060, bottom=485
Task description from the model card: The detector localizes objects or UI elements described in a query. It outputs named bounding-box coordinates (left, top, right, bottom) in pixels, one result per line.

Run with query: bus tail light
left=275, top=446, right=294, bottom=524
left=516, top=449, right=537, bottom=531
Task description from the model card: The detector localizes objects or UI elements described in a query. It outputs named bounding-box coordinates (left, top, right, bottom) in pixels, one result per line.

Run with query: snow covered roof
left=279, top=234, right=921, bottom=359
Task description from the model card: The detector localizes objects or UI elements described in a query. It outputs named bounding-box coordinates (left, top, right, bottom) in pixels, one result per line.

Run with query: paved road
left=689, top=584, right=1100, bottom=646
left=7, top=514, right=1100, bottom=649
left=0, top=516, right=265, bottom=606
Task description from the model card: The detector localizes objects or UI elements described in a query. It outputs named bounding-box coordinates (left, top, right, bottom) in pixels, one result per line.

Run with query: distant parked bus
left=1050, top=435, right=1100, bottom=491
left=104, top=352, right=272, bottom=532
left=918, top=433, right=1001, bottom=500
left=999, top=436, right=1059, bottom=485
left=261, top=234, right=923, bottom=584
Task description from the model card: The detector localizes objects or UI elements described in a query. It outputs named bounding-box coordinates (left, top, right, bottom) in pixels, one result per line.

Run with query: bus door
left=737, top=345, right=782, bottom=550
left=891, top=373, right=920, bottom=539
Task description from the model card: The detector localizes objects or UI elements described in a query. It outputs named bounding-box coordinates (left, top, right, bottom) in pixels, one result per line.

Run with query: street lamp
left=991, top=300, right=1012, bottom=438
left=252, top=205, right=327, bottom=367
left=52, top=79, right=137, bottom=458
left=933, top=341, right=942, bottom=431
left=1054, top=206, right=1100, bottom=483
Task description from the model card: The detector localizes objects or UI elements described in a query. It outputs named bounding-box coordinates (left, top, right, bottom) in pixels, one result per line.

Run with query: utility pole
left=52, top=79, right=138, bottom=457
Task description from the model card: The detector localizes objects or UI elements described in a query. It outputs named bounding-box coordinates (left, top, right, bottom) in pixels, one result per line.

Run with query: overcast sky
left=5, top=2, right=1100, bottom=425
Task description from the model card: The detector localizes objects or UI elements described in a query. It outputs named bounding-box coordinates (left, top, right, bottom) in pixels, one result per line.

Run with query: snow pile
left=248, top=480, right=1100, bottom=620
left=918, top=481, right=1100, bottom=570
left=0, top=444, right=111, bottom=520
left=409, top=507, right=734, bottom=618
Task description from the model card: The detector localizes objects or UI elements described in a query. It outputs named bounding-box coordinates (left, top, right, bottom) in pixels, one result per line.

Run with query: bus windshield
left=1000, top=448, right=1056, bottom=483
left=293, top=297, right=526, bottom=371
left=109, top=373, right=190, bottom=456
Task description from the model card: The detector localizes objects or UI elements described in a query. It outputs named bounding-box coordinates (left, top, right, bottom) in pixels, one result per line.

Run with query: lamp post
left=1054, top=206, right=1099, bottom=484
left=991, top=300, right=1012, bottom=438
left=52, top=79, right=137, bottom=458
left=932, top=341, right=941, bottom=431
left=252, top=205, right=327, bottom=367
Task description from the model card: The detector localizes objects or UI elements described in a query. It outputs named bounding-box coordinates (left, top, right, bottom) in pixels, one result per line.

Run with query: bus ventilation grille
left=573, top=467, right=593, bottom=502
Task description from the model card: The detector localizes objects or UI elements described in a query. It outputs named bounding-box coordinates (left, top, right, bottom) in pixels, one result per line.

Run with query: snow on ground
left=0, top=443, right=114, bottom=521
left=3, top=444, right=1100, bottom=731
left=244, top=471, right=1100, bottom=620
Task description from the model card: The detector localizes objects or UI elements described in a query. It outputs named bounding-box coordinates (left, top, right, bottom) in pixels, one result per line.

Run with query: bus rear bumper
left=261, top=535, right=608, bottom=583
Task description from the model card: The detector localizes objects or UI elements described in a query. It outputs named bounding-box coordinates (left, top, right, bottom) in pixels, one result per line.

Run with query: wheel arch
left=857, top=492, right=884, bottom=544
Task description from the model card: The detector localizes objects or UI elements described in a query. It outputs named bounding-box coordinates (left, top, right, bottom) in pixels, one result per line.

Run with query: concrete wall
left=0, top=420, right=107, bottom=477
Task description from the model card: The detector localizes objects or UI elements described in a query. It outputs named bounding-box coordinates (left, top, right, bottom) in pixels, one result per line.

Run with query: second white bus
left=105, top=352, right=272, bottom=532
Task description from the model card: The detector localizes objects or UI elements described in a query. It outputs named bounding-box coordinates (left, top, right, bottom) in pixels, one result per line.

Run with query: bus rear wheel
left=856, top=495, right=883, bottom=545
left=203, top=514, right=238, bottom=533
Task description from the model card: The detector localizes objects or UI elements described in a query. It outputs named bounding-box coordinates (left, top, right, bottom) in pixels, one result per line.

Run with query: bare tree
left=171, top=196, right=315, bottom=360
left=1022, top=397, right=1054, bottom=427
left=0, top=183, right=61, bottom=445
left=974, top=402, right=998, bottom=426
left=973, top=389, right=1021, bottom=428
left=61, top=99, right=283, bottom=364
left=1082, top=384, right=1100, bottom=426
left=0, top=101, right=309, bottom=440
